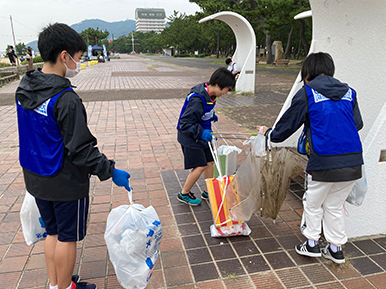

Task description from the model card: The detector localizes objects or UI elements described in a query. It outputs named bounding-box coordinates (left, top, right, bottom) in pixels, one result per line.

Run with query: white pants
left=300, top=174, right=356, bottom=246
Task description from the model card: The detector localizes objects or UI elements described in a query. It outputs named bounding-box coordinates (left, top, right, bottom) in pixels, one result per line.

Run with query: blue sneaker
left=201, top=191, right=209, bottom=199
left=177, top=192, right=202, bottom=206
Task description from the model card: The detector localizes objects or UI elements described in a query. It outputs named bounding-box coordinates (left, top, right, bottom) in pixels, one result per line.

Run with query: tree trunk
left=299, top=20, right=310, bottom=56
left=296, top=41, right=301, bottom=60
left=284, top=25, right=294, bottom=59
left=216, top=26, right=220, bottom=58
left=266, top=34, right=272, bottom=64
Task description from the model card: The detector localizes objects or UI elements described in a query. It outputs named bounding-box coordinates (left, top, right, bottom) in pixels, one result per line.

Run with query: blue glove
left=202, top=129, right=213, bottom=142
left=213, top=114, right=218, bottom=122
left=112, top=168, right=132, bottom=191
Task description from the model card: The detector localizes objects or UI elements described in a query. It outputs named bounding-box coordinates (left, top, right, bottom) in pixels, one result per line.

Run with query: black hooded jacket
left=16, top=69, right=115, bottom=201
left=177, top=82, right=214, bottom=149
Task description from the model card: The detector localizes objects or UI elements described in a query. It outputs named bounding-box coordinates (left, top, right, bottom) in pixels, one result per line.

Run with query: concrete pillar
left=199, top=11, right=256, bottom=94
left=276, top=0, right=386, bottom=238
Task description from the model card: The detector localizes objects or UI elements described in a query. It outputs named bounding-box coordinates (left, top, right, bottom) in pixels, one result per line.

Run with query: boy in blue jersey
left=258, top=52, right=363, bottom=264
left=177, top=68, right=235, bottom=206
left=16, top=23, right=131, bottom=289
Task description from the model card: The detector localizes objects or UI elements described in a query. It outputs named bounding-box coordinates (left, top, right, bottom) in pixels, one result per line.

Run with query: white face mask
left=64, top=53, right=81, bottom=78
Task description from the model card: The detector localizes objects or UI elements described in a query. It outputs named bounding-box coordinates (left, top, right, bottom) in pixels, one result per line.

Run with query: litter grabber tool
left=211, top=131, right=257, bottom=140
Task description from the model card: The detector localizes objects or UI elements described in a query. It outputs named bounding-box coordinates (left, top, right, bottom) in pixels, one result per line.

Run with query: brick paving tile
left=342, top=278, right=375, bottom=289
left=164, top=265, right=193, bottom=287
left=316, top=282, right=345, bottom=289
left=222, top=275, right=254, bottom=289
left=366, top=272, right=386, bottom=289
left=25, top=253, right=46, bottom=270
left=18, top=269, right=48, bottom=288
left=301, top=264, right=336, bottom=284
left=0, top=271, right=21, bottom=288
left=161, top=250, right=188, bottom=269
left=276, top=267, right=311, bottom=288
left=350, top=256, right=383, bottom=275
left=195, top=280, right=225, bottom=289
left=250, top=271, right=284, bottom=288
left=353, top=239, right=386, bottom=255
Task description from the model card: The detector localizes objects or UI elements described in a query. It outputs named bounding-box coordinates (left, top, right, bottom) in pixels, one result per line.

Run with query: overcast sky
left=0, top=0, right=201, bottom=54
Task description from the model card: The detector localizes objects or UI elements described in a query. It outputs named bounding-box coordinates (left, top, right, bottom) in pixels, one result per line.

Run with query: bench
left=273, top=59, right=289, bottom=66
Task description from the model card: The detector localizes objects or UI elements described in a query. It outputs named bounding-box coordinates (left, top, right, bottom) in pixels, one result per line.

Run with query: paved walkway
left=0, top=55, right=385, bottom=289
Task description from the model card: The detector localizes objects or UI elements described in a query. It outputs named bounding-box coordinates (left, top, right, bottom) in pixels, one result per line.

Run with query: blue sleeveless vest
left=17, top=88, right=72, bottom=176
left=177, top=92, right=215, bottom=131
left=305, top=85, right=362, bottom=156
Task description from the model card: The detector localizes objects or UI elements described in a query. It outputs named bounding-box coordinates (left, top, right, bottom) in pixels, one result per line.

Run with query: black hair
left=225, top=58, right=232, bottom=65
left=208, top=67, right=236, bottom=89
left=10, top=46, right=13, bottom=49
left=38, top=23, right=87, bottom=63
left=301, top=52, right=335, bottom=83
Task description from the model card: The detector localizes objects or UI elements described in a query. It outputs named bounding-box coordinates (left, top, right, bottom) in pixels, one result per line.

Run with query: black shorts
left=181, top=144, right=214, bottom=169
left=35, top=196, right=89, bottom=242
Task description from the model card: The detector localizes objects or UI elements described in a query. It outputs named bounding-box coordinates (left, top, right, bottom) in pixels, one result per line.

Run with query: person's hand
left=112, top=168, right=132, bottom=191
left=213, top=114, right=218, bottom=122
left=202, top=129, right=213, bottom=142
left=256, top=126, right=269, bottom=135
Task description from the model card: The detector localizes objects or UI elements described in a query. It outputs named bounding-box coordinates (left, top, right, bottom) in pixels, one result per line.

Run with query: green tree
left=15, top=42, right=27, bottom=55
left=80, top=27, right=110, bottom=46
left=190, top=0, right=311, bottom=62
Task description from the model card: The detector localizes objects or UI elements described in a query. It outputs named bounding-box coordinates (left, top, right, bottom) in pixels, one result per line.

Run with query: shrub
left=33, top=56, right=43, bottom=63
left=0, top=62, right=11, bottom=68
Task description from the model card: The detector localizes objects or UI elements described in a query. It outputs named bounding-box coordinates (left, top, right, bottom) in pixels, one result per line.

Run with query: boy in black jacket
left=16, top=23, right=131, bottom=289
left=176, top=68, right=235, bottom=206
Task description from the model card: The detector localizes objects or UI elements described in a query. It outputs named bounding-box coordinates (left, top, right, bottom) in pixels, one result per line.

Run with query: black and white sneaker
left=322, top=244, right=345, bottom=264
left=295, top=241, right=321, bottom=258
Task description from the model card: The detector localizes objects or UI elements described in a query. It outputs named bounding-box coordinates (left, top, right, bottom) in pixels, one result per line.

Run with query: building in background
left=135, top=8, right=166, bottom=33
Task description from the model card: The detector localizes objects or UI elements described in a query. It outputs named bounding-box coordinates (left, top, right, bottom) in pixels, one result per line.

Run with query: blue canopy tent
left=92, top=45, right=103, bottom=51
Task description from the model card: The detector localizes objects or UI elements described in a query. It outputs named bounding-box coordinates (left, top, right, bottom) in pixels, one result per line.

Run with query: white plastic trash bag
left=20, top=191, right=47, bottom=245
left=346, top=165, right=367, bottom=206
left=213, top=145, right=242, bottom=178
left=104, top=191, right=162, bottom=289
left=244, top=127, right=266, bottom=157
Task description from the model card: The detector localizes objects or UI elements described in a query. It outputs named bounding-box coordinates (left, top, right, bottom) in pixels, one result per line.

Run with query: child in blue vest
left=177, top=68, right=236, bottom=206
left=16, top=23, right=131, bottom=289
left=258, top=52, right=363, bottom=264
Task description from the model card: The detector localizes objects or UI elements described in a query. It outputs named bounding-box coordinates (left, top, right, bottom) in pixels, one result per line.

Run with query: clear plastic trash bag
left=346, top=165, right=367, bottom=206
left=226, top=152, right=261, bottom=222
left=20, top=191, right=47, bottom=245
left=104, top=191, right=162, bottom=289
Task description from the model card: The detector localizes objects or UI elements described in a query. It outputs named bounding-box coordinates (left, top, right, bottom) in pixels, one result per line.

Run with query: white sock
left=330, top=243, right=342, bottom=253
left=308, top=239, right=318, bottom=247
left=49, top=285, right=58, bottom=289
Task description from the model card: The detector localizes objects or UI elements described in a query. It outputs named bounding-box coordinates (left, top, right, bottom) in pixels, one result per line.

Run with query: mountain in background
left=26, top=18, right=136, bottom=51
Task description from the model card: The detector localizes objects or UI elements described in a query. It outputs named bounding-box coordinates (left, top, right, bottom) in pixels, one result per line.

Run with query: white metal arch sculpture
left=199, top=11, right=256, bottom=94
left=277, top=0, right=386, bottom=238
